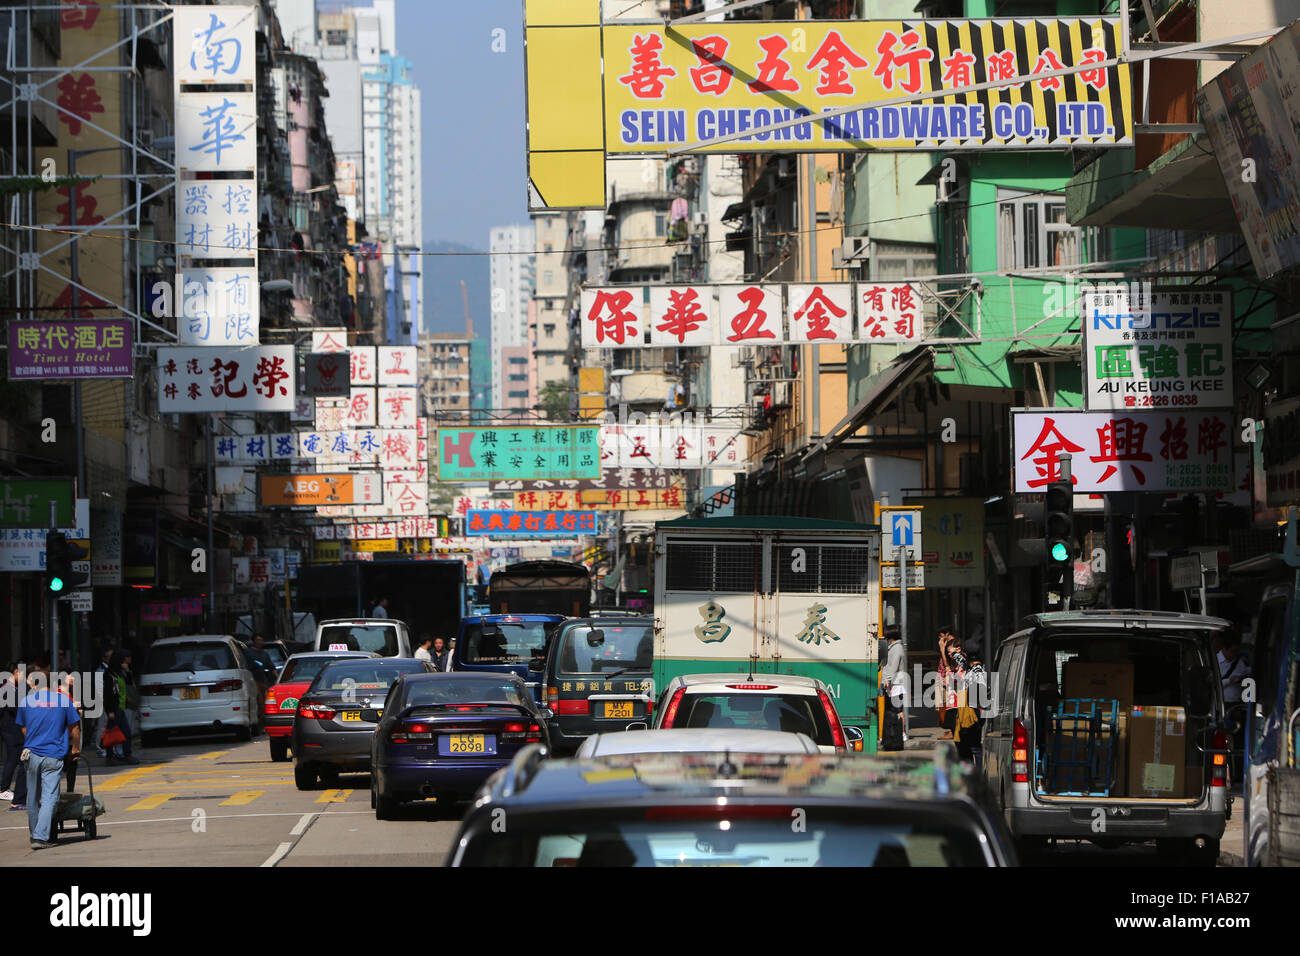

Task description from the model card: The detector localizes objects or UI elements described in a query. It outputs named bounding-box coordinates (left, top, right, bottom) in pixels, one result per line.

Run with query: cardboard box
left=1128, top=705, right=1187, bottom=798
left=1063, top=661, right=1135, bottom=711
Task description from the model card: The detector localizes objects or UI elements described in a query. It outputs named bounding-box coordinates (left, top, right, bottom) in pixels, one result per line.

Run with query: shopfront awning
left=801, top=347, right=935, bottom=462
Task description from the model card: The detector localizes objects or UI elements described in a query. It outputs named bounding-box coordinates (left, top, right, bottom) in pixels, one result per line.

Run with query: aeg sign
left=259, top=473, right=384, bottom=507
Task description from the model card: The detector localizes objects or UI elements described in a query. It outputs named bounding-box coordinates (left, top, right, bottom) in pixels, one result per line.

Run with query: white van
left=313, top=618, right=412, bottom=658
left=138, top=635, right=262, bottom=745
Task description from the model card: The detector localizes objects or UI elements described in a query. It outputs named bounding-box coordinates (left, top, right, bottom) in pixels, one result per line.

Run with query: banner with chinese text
left=465, top=510, right=600, bottom=537
left=437, top=426, right=602, bottom=481
left=7, top=320, right=132, bottom=379
left=512, top=488, right=687, bottom=512
left=1013, top=409, right=1235, bottom=494
left=158, top=346, right=296, bottom=412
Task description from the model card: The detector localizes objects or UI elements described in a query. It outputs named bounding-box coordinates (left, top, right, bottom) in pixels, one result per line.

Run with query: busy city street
left=1, top=0, right=1299, bottom=920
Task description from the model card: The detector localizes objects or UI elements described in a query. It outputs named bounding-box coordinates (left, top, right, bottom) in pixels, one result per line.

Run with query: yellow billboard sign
left=354, top=539, right=398, bottom=553
left=526, top=4, right=1133, bottom=208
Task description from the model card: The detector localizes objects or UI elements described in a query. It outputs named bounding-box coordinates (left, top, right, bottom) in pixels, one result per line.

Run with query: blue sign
left=466, top=510, right=599, bottom=538
left=890, top=514, right=915, bottom=546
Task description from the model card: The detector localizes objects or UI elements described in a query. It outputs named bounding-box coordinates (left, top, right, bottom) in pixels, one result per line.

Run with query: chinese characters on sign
left=580, top=283, right=925, bottom=347
left=157, top=346, right=296, bottom=413
left=511, top=487, right=687, bottom=512
left=177, top=267, right=258, bottom=345
left=7, top=320, right=132, bottom=379
left=1083, top=287, right=1234, bottom=411
left=1013, top=409, right=1235, bottom=493
left=598, top=424, right=741, bottom=469
left=437, top=427, right=603, bottom=481
left=259, top=473, right=383, bottom=507
left=464, top=510, right=600, bottom=538
left=491, top=468, right=684, bottom=493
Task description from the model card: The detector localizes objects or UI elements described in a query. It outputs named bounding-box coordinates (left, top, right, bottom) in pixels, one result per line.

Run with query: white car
left=651, top=673, right=863, bottom=754
left=138, top=635, right=262, bottom=745
left=313, top=618, right=412, bottom=658
left=574, top=728, right=820, bottom=758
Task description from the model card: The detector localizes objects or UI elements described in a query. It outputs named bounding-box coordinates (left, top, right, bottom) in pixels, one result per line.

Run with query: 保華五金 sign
left=7, top=320, right=133, bottom=379
left=437, top=426, right=602, bottom=481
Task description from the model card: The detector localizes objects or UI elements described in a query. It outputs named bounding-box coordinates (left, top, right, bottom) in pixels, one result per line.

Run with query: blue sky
left=403, top=0, right=530, bottom=251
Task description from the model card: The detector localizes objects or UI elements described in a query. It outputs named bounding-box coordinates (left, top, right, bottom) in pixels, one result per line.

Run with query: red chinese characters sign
left=1013, top=410, right=1234, bottom=493
left=157, top=346, right=296, bottom=413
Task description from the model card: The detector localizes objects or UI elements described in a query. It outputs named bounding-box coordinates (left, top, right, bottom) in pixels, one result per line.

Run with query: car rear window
left=462, top=811, right=988, bottom=866
left=145, top=642, right=235, bottom=674
left=557, top=625, right=652, bottom=675
left=402, top=679, right=526, bottom=709
left=312, top=661, right=425, bottom=693
left=320, top=624, right=398, bottom=656
left=460, top=621, right=551, bottom=665
left=678, top=693, right=833, bottom=745
left=280, top=657, right=338, bottom=684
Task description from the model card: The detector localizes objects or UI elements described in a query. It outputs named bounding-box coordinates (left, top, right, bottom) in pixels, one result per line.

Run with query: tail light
left=1012, top=719, right=1029, bottom=784
left=264, top=694, right=278, bottom=713
left=817, top=689, right=847, bottom=751
left=213, top=679, right=243, bottom=692
left=502, top=721, right=543, bottom=743
left=546, top=686, right=558, bottom=705
left=298, top=702, right=336, bottom=720
left=726, top=684, right=777, bottom=690
left=1211, top=730, right=1228, bottom=788
left=660, top=688, right=687, bottom=728
left=554, top=699, right=590, bottom=716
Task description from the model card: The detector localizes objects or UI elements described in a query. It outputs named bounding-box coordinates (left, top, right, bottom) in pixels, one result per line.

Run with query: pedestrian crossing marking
left=221, top=791, right=264, bottom=806
left=96, top=765, right=160, bottom=792
left=195, top=751, right=228, bottom=760
left=315, top=789, right=353, bottom=803
left=127, top=793, right=177, bottom=811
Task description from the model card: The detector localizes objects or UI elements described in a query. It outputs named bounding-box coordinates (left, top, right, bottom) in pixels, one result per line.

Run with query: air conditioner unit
left=842, top=236, right=870, bottom=261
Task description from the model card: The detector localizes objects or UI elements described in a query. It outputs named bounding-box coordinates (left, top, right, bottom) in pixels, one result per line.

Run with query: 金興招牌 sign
left=7, top=320, right=133, bottom=379
left=437, top=426, right=602, bottom=481
left=464, top=510, right=599, bottom=538
left=1013, top=409, right=1235, bottom=494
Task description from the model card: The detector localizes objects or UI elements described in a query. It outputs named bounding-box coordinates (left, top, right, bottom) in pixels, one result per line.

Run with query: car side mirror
left=586, top=629, right=606, bottom=647
left=528, top=657, right=545, bottom=673
left=360, top=708, right=381, bottom=723
left=844, top=726, right=865, bottom=752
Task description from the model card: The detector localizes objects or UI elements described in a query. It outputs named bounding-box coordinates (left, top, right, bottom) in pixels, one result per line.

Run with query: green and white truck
left=652, top=516, right=882, bottom=752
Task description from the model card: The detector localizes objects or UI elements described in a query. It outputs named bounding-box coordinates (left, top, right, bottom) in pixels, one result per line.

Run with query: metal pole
left=207, top=414, right=216, bottom=623
left=900, top=536, right=909, bottom=738
left=49, top=501, right=59, bottom=671
left=69, top=151, right=86, bottom=499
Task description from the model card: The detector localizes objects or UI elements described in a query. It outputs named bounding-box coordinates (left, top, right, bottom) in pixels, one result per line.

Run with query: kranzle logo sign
left=49, top=887, right=151, bottom=936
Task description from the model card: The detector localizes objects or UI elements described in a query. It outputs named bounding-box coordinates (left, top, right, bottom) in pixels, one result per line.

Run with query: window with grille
left=665, top=542, right=759, bottom=592
left=776, top=545, right=872, bottom=594
left=996, top=189, right=1106, bottom=270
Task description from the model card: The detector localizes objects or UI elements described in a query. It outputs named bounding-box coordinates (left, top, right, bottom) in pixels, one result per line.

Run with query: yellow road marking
left=126, top=793, right=177, bottom=811
left=95, top=765, right=160, bottom=792
left=315, top=789, right=353, bottom=803
left=109, top=780, right=299, bottom=791
left=220, top=790, right=264, bottom=806
left=194, top=751, right=228, bottom=760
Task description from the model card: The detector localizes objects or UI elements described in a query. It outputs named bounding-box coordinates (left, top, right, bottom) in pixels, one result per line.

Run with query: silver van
left=981, top=610, right=1230, bottom=865
left=313, top=618, right=412, bottom=658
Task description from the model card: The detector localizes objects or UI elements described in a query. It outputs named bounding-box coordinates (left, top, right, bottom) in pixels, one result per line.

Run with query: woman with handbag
left=102, top=652, right=138, bottom=766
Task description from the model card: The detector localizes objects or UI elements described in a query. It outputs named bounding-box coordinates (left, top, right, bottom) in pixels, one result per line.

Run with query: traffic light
left=45, top=531, right=88, bottom=594
left=1043, top=480, right=1074, bottom=610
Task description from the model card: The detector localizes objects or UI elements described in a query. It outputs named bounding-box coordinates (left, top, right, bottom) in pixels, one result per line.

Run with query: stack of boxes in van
left=1057, top=662, right=1199, bottom=799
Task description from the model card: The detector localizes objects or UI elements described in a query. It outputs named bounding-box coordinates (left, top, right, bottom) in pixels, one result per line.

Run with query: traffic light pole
left=49, top=501, right=60, bottom=672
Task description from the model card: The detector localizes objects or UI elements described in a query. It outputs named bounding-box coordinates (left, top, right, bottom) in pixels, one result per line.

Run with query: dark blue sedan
left=368, top=672, right=553, bottom=819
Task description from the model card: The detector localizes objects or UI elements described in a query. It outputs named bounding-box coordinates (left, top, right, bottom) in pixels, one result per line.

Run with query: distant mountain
left=422, top=238, right=490, bottom=349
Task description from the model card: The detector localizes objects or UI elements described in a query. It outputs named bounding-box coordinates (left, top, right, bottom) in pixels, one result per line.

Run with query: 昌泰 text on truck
left=652, top=516, right=882, bottom=752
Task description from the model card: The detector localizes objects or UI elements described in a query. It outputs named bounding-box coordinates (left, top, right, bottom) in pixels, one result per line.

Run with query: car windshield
left=402, top=679, right=526, bottom=709
left=265, top=645, right=287, bottom=668
left=678, top=693, right=834, bottom=745
left=280, top=657, right=340, bottom=684
left=460, top=621, right=551, bottom=665
left=462, top=811, right=988, bottom=866
left=558, top=625, right=652, bottom=675
left=321, top=624, right=398, bottom=656
left=311, top=661, right=424, bottom=694
left=144, top=642, right=235, bottom=674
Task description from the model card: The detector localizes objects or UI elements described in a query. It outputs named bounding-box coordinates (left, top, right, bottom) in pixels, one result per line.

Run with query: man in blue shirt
left=16, top=659, right=81, bottom=849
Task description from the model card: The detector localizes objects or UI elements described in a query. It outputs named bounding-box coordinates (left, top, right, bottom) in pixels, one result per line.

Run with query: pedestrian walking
left=937, top=626, right=960, bottom=738
left=414, top=636, right=434, bottom=663
left=16, top=658, right=81, bottom=849
left=93, top=645, right=112, bottom=757
left=371, top=596, right=390, bottom=619
left=102, top=652, right=139, bottom=765
left=950, top=638, right=987, bottom=770
left=122, top=651, right=141, bottom=748
left=1218, top=632, right=1251, bottom=788
left=430, top=637, right=450, bottom=672
left=880, top=628, right=906, bottom=751
left=1, top=662, right=28, bottom=808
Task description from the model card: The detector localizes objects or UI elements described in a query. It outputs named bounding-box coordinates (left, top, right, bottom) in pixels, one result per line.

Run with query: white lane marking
left=261, top=842, right=294, bottom=868
left=0, top=810, right=372, bottom=831
left=290, top=812, right=318, bottom=836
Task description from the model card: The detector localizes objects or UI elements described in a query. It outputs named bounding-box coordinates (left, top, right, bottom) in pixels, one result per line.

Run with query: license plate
left=180, top=687, right=200, bottom=701
left=603, top=701, right=635, bottom=719
left=339, top=711, right=362, bottom=722
left=439, top=734, right=496, bottom=756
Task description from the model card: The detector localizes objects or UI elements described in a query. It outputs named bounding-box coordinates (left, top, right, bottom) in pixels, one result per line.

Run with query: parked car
left=263, top=651, right=378, bottom=762
left=138, top=635, right=262, bottom=746
left=574, top=728, right=820, bottom=758
left=539, top=617, right=655, bottom=754
left=369, top=672, right=554, bottom=819
left=313, top=618, right=412, bottom=658
left=451, top=614, right=566, bottom=703
left=651, top=672, right=863, bottom=754
left=980, top=610, right=1231, bottom=864
left=447, top=747, right=1014, bottom=866
left=291, top=657, right=434, bottom=790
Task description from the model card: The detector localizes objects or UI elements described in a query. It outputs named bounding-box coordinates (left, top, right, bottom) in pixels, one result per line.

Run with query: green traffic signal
left=49, top=576, right=65, bottom=593
left=1050, top=541, right=1070, bottom=563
